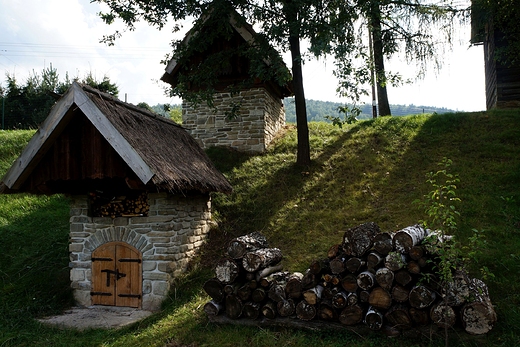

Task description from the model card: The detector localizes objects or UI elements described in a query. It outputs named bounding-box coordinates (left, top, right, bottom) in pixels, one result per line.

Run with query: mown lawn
left=0, top=110, right=519, bottom=346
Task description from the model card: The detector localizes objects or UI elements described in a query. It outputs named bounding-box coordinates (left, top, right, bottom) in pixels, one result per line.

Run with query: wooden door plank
left=115, top=244, right=142, bottom=308
left=91, top=243, right=116, bottom=306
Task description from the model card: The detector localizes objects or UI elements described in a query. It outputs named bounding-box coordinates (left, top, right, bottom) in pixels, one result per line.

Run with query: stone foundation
left=68, top=192, right=212, bottom=311
left=182, top=87, right=286, bottom=153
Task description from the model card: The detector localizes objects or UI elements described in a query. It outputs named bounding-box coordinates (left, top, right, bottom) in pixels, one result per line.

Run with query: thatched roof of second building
left=0, top=82, right=232, bottom=195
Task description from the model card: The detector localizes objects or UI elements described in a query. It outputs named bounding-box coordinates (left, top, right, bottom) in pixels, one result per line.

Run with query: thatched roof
left=0, top=82, right=232, bottom=195
left=161, top=6, right=293, bottom=98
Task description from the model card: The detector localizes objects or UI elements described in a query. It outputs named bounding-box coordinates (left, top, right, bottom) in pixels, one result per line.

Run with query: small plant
left=325, top=105, right=360, bottom=128
left=417, top=157, right=461, bottom=284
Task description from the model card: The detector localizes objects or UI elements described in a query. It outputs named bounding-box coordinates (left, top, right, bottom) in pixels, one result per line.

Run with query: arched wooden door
left=91, top=242, right=142, bottom=308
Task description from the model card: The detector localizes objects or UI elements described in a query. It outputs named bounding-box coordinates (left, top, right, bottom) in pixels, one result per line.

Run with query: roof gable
left=1, top=82, right=232, bottom=195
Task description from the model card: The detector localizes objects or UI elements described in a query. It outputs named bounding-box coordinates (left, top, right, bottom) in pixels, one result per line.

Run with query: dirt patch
left=38, top=306, right=153, bottom=330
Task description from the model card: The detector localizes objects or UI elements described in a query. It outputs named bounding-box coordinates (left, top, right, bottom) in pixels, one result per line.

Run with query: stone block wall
left=69, top=192, right=212, bottom=311
left=182, top=87, right=285, bottom=153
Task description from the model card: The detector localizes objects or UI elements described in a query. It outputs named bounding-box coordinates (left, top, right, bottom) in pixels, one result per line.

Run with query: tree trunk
left=285, top=272, right=304, bottom=299
left=243, top=301, right=261, bottom=320
left=237, top=282, right=252, bottom=301
left=366, top=251, right=383, bottom=269
left=329, top=255, right=347, bottom=274
left=285, top=3, right=310, bottom=167
left=373, top=232, right=393, bottom=255
left=357, top=270, right=376, bottom=291
left=215, top=259, right=241, bottom=284
left=301, top=270, right=319, bottom=290
left=242, top=248, right=283, bottom=272
left=332, top=291, right=349, bottom=309
left=444, top=270, right=471, bottom=307
left=345, top=257, right=365, bottom=273
left=303, top=285, right=324, bottom=305
left=256, top=264, right=284, bottom=281
left=203, top=278, right=225, bottom=302
left=318, top=300, right=337, bottom=321
left=393, top=225, right=429, bottom=253
left=225, top=294, right=243, bottom=319
left=277, top=298, right=296, bottom=317
left=369, top=1, right=391, bottom=116
left=227, top=232, right=269, bottom=259
left=204, top=300, right=224, bottom=316
left=430, top=302, right=456, bottom=329
left=375, top=267, right=394, bottom=290
left=409, top=285, right=437, bottom=309
left=261, top=300, right=277, bottom=319
left=339, top=305, right=364, bottom=326
left=340, top=273, right=359, bottom=293
left=251, top=287, right=267, bottom=303
left=461, top=278, right=497, bottom=335
left=394, top=269, right=412, bottom=287
left=342, top=222, right=381, bottom=257
left=365, top=306, right=384, bottom=330
left=368, top=287, right=392, bottom=310
left=391, top=285, right=410, bottom=303
left=385, top=305, right=413, bottom=330
left=296, top=300, right=316, bottom=321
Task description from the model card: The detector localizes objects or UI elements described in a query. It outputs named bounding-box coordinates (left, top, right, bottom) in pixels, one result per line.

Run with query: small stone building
left=161, top=8, right=293, bottom=153
left=0, top=82, right=232, bottom=311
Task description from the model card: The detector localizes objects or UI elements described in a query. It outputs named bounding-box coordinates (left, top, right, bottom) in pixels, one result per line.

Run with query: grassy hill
left=1, top=111, right=519, bottom=346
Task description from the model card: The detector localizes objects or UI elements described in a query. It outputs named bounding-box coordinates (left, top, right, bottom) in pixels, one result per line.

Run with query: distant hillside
left=283, top=98, right=457, bottom=123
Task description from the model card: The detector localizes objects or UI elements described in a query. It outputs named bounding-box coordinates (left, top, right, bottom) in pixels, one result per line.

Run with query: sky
left=0, top=0, right=486, bottom=112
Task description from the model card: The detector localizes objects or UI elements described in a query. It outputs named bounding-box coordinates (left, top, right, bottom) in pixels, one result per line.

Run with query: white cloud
left=0, top=0, right=485, bottom=111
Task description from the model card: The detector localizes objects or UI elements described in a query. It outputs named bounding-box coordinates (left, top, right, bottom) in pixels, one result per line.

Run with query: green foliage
left=1, top=67, right=119, bottom=129
left=283, top=98, right=458, bottom=123
left=1, top=111, right=520, bottom=346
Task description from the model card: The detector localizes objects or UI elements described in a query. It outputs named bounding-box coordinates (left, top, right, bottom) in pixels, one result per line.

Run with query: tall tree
left=95, top=0, right=357, bottom=166
left=335, top=0, right=466, bottom=115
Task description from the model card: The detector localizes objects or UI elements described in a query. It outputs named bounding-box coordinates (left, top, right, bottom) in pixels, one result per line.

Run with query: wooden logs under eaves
left=89, top=191, right=149, bottom=218
left=203, top=227, right=496, bottom=336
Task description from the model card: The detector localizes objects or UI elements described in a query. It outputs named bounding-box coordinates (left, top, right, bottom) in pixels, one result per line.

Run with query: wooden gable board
left=2, top=82, right=154, bottom=191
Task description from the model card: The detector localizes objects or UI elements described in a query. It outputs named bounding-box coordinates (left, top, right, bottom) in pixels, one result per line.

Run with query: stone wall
left=69, top=192, right=212, bottom=311
left=182, top=87, right=285, bottom=153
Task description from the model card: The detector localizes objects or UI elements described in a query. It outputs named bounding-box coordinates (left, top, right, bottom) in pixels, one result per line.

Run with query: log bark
left=345, top=257, right=365, bottom=273
left=327, top=244, right=341, bottom=259
left=373, top=232, right=393, bottom=255
left=251, top=287, right=267, bottom=303
left=393, top=225, right=429, bottom=253
left=203, top=278, right=225, bottom=302
left=364, top=306, right=384, bottom=330
left=243, top=302, right=261, bottom=320
left=260, top=271, right=289, bottom=288
left=268, top=283, right=287, bottom=302
left=385, top=305, right=413, bottom=330
left=318, top=300, right=338, bottom=321
left=330, top=256, right=347, bottom=274
left=339, top=305, right=364, bottom=326
left=406, top=261, right=421, bottom=275
left=204, top=300, right=224, bottom=316
left=303, top=285, right=324, bottom=305
left=366, top=252, right=383, bottom=269
left=375, top=267, right=394, bottom=290
left=368, top=287, right=392, bottom=310
left=385, top=252, right=407, bottom=271
left=409, top=245, right=425, bottom=260
left=296, top=300, right=316, bottom=321
left=391, top=285, right=409, bottom=303
left=359, top=290, right=370, bottom=303
left=430, top=302, right=456, bottom=329
left=308, top=259, right=329, bottom=275
left=301, top=270, right=319, bottom=290
left=341, top=274, right=358, bottom=293
left=227, top=232, right=269, bottom=259
left=460, top=278, right=497, bottom=335
left=357, top=271, right=376, bottom=291
left=342, top=222, right=381, bottom=257
left=277, top=298, right=296, bottom=317
left=243, top=248, right=283, bottom=272
left=225, top=294, right=243, bottom=319
left=409, top=307, right=430, bottom=326
left=409, top=285, right=437, bottom=309
left=394, top=269, right=412, bottom=287
left=347, top=292, right=359, bottom=306
left=444, top=270, right=470, bottom=307
left=215, top=259, right=241, bottom=284
left=332, top=291, right=349, bottom=309
left=255, top=264, right=284, bottom=281
left=261, top=300, right=277, bottom=319
left=237, top=283, right=252, bottom=301
left=285, top=272, right=304, bottom=299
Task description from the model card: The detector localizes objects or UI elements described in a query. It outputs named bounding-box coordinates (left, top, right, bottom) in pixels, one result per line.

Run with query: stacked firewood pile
left=89, top=191, right=149, bottom=218
left=203, top=224, right=497, bottom=336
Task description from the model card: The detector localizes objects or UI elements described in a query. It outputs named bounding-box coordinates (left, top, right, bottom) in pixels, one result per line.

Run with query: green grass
left=0, top=111, right=519, bottom=346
